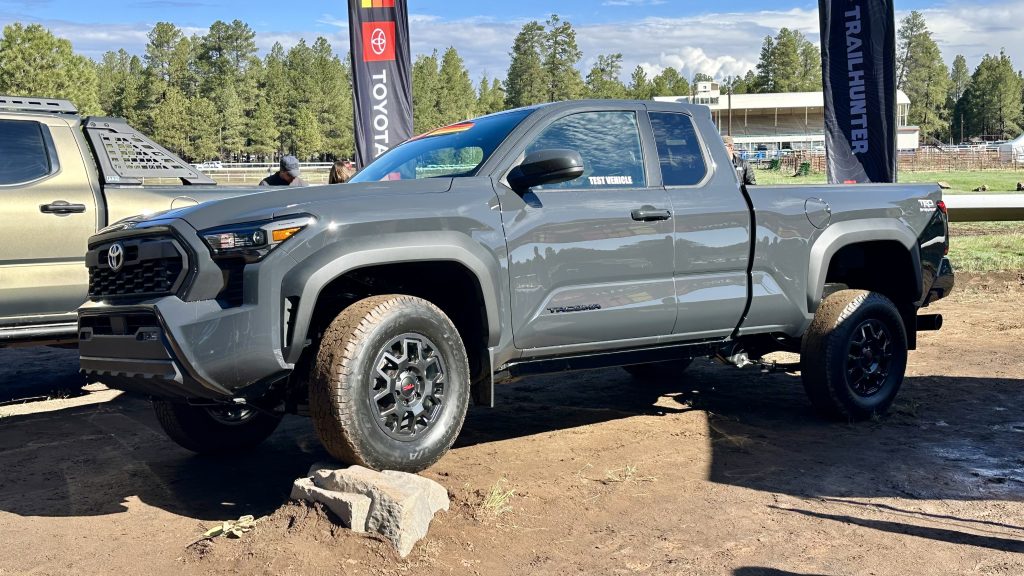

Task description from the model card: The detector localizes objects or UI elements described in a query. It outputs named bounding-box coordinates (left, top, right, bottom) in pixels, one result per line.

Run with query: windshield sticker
left=411, top=122, right=474, bottom=141
left=588, top=176, right=633, bottom=186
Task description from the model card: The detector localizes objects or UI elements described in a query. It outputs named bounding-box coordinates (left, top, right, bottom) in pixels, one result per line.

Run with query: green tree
left=0, top=23, right=100, bottom=114
left=505, top=21, right=549, bottom=107
left=97, top=49, right=145, bottom=123
left=896, top=11, right=928, bottom=90
left=149, top=85, right=190, bottom=155
left=215, top=85, right=245, bottom=159
left=291, top=105, right=323, bottom=160
left=476, top=75, right=506, bottom=115
left=247, top=96, right=281, bottom=159
left=948, top=54, right=971, bottom=141
left=412, top=51, right=441, bottom=131
left=651, top=66, right=689, bottom=97
left=753, top=36, right=775, bottom=92
left=437, top=46, right=476, bottom=125
left=585, top=53, right=627, bottom=99
left=186, top=95, right=220, bottom=161
left=896, top=12, right=950, bottom=140
left=543, top=14, right=584, bottom=101
left=961, top=51, right=1023, bottom=139
left=627, top=65, right=652, bottom=100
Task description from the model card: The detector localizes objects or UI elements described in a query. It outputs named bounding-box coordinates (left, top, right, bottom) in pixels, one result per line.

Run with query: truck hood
left=148, top=178, right=455, bottom=231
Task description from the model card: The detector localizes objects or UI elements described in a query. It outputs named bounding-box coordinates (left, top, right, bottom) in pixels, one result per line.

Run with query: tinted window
left=351, top=108, right=533, bottom=182
left=649, top=112, right=707, bottom=186
left=526, top=111, right=646, bottom=190
left=0, top=120, right=52, bottom=185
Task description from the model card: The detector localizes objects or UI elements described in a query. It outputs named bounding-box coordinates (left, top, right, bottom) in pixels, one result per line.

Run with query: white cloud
left=3, top=0, right=1022, bottom=89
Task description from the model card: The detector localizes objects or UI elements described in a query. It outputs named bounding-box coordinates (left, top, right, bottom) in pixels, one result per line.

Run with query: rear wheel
left=800, top=289, right=908, bottom=420
left=309, top=295, right=470, bottom=472
left=623, top=358, right=693, bottom=382
left=152, top=400, right=282, bottom=454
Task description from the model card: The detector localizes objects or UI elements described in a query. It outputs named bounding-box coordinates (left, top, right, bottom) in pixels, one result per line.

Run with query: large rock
left=292, top=463, right=449, bottom=557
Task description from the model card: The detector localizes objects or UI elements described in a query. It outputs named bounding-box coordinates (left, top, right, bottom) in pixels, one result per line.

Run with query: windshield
left=350, top=108, right=534, bottom=183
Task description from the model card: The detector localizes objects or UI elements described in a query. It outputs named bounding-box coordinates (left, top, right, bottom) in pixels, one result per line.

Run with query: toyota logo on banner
left=362, top=21, right=396, bottom=61
left=107, top=242, right=125, bottom=272
left=370, top=27, right=387, bottom=56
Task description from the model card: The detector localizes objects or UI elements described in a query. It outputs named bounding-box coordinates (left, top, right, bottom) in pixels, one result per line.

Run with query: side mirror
left=507, top=149, right=584, bottom=192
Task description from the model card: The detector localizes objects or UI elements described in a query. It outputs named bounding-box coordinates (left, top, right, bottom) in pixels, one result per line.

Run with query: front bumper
left=78, top=218, right=295, bottom=400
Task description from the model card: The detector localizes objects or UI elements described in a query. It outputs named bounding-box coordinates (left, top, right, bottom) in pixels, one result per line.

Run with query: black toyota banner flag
left=349, top=0, right=413, bottom=169
left=819, top=0, right=897, bottom=183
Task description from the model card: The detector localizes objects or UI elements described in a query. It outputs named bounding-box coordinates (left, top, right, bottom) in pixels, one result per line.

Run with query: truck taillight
left=936, top=200, right=947, bottom=215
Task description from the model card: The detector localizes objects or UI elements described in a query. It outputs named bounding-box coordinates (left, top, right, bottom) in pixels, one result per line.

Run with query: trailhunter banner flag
left=349, top=0, right=413, bottom=168
left=818, top=0, right=897, bottom=183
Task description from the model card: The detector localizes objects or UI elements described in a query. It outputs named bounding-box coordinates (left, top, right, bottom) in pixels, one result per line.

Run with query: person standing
left=723, top=136, right=756, bottom=186
left=260, top=155, right=308, bottom=187
left=329, top=159, right=356, bottom=184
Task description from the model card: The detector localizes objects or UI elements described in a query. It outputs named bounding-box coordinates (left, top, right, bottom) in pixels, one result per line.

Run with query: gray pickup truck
left=0, top=95, right=251, bottom=347
left=78, top=100, right=954, bottom=471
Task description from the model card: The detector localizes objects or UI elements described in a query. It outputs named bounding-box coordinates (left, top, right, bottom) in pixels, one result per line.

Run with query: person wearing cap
left=723, top=136, right=756, bottom=186
left=259, top=155, right=308, bottom=187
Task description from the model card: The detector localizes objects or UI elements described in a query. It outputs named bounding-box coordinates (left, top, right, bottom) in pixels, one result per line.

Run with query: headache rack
left=83, top=116, right=216, bottom=186
left=0, top=95, right=78, bottom=114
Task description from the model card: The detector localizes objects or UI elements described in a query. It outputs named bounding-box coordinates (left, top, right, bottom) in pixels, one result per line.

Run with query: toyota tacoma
left=78, top=100, right=954, bottom=471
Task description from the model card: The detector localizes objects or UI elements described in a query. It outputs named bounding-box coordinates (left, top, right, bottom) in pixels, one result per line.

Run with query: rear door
left=0, top=116, right=98, bottom=322
left=647, top=111, right=751, bottom=340
left=499, top=106, right=677, bottom=350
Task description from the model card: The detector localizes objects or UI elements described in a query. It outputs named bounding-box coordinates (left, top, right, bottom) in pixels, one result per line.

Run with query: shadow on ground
left=1, top=352, right=1022, bottom=554
left=0, top=347, right=86, bottom=404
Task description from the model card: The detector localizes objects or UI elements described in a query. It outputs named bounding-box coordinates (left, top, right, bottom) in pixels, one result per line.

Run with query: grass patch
left=948, top=232, right=1024, bottom=272
left=602, top=464, right=656, bottom=485
left=476, top=478, right=515, bottom=518
left=754, top=168, right=1024, bottom=193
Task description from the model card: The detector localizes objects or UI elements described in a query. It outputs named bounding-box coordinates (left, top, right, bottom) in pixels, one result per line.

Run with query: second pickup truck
left=78, top=100, right=954, bottom=471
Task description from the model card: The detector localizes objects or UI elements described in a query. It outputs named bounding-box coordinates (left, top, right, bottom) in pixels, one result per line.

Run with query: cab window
left=525, top=111, right=646, bottom=190
left=648, top=112, right=708, bottom=186
left=0, top=120, right=53, bottom=185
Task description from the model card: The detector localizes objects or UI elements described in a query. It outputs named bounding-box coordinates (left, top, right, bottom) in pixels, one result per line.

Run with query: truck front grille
left=87, top=236, right=188, bottom=299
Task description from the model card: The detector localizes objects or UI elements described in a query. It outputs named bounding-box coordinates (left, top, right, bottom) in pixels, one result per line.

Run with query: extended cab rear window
left=0, top=120, right=53, bottom=185
left=649, top=112, right=708, bottom=187
left=351, top=108, right=533, bottom=182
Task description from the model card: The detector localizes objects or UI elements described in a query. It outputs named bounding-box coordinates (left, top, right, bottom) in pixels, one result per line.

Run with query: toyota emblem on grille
left=107, top=242, right=125, bottom=272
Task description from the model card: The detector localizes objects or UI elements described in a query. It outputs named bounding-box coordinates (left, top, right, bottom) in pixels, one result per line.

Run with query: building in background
left=655, top=81, right=919, bottom=154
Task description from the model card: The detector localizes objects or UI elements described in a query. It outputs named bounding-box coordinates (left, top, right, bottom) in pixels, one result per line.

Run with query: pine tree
left=896, top=11, right=928, bottom=90
left=291, top=105, right=323, bottom=160
left=949, top=55, right=970, bottom=103
left=413, top=51, right=441, bottom=132
left=627, top=66, right=652, bottom=100
left=651, top=67, right=689, bottom=97
left=585, top=53, right=627, bottom=99
left=216, top=85, right=245, bottom=160
left=754, top=36, right=775, bottom=92
left=960, top=51, right=1024, bottom=139
left=476, top=76, right=506, bottom=115
left=0, top=23, right=101, bottom=114
left=97, top=49, right=145, bottom=122
left=437, top=46, right=476, bottom=125
left=149, top=86, right=190, bottom=156
left=895, top=12, right=950, bottom=140
left=543, top=14, right=584, bottom=101
left=505, top=21, right=549, bottom=107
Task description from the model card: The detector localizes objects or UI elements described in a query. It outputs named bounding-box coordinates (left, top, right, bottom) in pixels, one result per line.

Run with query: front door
left=499, top=108, right=676, bottom=350
left=0, top=117, right=98, bottom=322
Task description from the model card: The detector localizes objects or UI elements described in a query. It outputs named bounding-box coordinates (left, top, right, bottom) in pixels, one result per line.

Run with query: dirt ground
left=0, top=277, right=1022, bottom=576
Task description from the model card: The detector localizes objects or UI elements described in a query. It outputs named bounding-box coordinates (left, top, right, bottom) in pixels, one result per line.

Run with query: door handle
left=631, top=207, right=672, bottom=221
left=40, top=201, right=87, bottom=215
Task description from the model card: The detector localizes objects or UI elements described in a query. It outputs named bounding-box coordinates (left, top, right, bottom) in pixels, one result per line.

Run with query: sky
left=0, top=0, right=1021, bottom=84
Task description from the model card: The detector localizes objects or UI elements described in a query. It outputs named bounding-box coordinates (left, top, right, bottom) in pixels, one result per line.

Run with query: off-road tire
left=309, top=295, right=470, bottom=472
left=152, top=400, right=282, bottom=454
left=800, top=289, right=908, bottom=421
left=623, top=358, right=693, bottom=381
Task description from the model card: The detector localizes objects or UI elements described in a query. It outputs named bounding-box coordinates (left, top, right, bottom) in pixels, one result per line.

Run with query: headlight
left=201, top=216, right=314, bottom=262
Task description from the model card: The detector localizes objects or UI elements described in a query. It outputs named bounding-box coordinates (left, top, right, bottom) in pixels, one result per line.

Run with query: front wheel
left=152, top=400, right=282, bottom=454
left=309, top=295, right=470, bottom=472
left=800, top=290, right=908, bottom=421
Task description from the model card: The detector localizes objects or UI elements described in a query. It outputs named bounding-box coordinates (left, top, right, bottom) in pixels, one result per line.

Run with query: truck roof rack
left=0, top=95, right=78, bottom=114
left=83, top=116, right=217, bottom=186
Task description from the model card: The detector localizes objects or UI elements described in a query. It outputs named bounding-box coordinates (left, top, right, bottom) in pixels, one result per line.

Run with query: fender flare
left=807, top=219, right=922, bottom=312
left=280, top=231, right=504, bottom=363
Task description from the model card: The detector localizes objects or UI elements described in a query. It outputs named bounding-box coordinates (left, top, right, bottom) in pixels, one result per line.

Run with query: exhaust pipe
left=917, top=314, right=943, bottom=331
